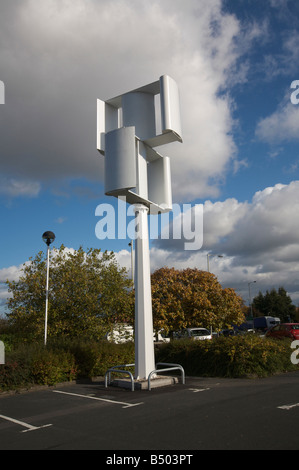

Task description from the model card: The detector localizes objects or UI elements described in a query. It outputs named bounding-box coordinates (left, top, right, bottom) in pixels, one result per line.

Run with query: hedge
left=155, top=335, right=299, bottom=378
left=0, top=340, right=135, bottom=392
left=1, top=335, right=298, bottom=392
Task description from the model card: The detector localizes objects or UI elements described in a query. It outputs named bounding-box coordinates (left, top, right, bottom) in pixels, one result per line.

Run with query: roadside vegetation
left=1, top=334, right=298, bottom=392
left=0, top=339, right=135, bottom=391
left=156, top=335, right=299, bottom=378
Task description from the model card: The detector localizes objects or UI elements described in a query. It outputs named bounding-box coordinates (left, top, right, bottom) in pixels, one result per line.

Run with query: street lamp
left=207, top=254, right=223, bottom=272
left=248, top=280, right=256, bottom=325
left=42, top=231, right=55, bottom=346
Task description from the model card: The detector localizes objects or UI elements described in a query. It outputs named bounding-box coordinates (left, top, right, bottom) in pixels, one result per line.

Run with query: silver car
left=176, top=328, right=212, bottom=340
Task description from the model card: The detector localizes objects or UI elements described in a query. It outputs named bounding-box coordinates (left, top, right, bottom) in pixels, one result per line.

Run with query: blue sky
left=1, top=0, right=299, bottom=315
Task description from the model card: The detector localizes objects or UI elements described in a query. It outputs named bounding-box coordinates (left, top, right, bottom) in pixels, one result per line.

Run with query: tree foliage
left=252, top=287, right=296, bottom=322
left=6, top=245, right=134, bottom=342
left=151, top=267, right=245, bottom=333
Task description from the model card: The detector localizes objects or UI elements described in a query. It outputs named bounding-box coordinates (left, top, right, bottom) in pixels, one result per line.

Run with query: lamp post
left=248, top=280, right=256, bottom=326
left=42, top=231, right=55, bottom=346
left=128, top=240, right=134, bottom=288
left=207, top=254, right=223, bottom=272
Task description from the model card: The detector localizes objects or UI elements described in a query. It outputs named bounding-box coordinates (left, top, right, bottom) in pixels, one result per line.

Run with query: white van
left=105, top=324, right=134, bottom=344
left=106, top=324, right=170, bottom=344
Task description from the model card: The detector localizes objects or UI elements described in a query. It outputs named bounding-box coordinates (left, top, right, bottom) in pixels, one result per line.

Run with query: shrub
left=156, top=335, right=299, bottom=378
left=30, top=347, right=77, bottom=385
left=0, top=339, right=135, bottom=391
left=1, top=334, right=297, bottom=392
left=0, top=359, right=32, bottom=391
left=47, top=338, right=135, bottom=378
left=0, top=343, right=78, bottom=391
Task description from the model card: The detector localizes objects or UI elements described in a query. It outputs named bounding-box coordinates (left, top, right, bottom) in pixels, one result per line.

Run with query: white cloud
left=0, top=264, right=26, bottom=283
left=203, top=181, right=299, bottom=265
left=256, top=101, right=299, bottom=144
left=0, top=0, right=261, bottom=201
left=0, top=263, right=26, bottom=315
left=151, top=181, right=299, bottom=304
left=0, top=177, right=41, bottom=198
left=55, top=216, right=67, bottom=224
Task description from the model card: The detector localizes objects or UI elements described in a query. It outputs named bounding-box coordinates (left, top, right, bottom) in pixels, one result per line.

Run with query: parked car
left=219, top=328, right=238, bottom=337
left=154, top=330, right=171, bottom=344
left=265, top=323, right=299, bottom=340
left=174, top=328, right=212, bottom=341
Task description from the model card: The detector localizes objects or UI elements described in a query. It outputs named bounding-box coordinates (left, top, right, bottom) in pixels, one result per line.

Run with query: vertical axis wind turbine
left=97, top=75, right=183, bottom=380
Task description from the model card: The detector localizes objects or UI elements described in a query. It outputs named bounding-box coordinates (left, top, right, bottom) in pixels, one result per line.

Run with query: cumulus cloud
left=0, top=264, right=24, bottom=283
left=0, top=177, right=41, bottom=198
left=0, top=263, right=27, bottom=315
left=201, top=182, right=299, bottom=264
left=151, top=181, right=299, bottom=304
left=256, top=101, right=299, bottom=144
left=0, top=0, right=262, bottom=201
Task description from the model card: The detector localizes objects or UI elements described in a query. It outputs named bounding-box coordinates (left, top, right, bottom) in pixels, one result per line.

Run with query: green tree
left=252, top=287, right=296, bottom=322
left=151, top=267, right=245, bottom=333
left=6, top=245, right=134, bottom=342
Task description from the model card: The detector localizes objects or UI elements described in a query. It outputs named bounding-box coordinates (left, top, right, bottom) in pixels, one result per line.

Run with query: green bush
left=30, top=347, right=77, bottom=386
left=0, top=339, right=135, bottom=391
left=47, top=338, right=135, bottom=378
left=0, top=359, right=32, bottom=391
left=0, top=343, right=78, bottom=391
left=156, top=335, right=299, bottom=378
left=0, top=334, right=14, bottom=353
left=1, top=335, right=297, bottom=392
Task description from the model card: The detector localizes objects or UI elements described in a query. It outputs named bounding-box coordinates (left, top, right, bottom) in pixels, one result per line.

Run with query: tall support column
left=134, top=204, right=155, bottom=380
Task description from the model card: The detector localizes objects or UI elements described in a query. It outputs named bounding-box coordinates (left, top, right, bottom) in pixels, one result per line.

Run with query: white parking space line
left=53, top=390, right=144, bottom=408
left=0, top=414, right=52, bottom=433
left=188, top=388, right=210, bottom=393
left=278, top=403, right=299, bottom=411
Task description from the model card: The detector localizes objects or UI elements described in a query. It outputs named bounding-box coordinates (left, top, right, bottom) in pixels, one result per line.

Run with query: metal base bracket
left=104, top=363, right=185, bottom=392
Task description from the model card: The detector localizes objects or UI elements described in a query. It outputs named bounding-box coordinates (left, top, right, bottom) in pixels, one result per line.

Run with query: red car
left=265, top=323, right=299, bottom=340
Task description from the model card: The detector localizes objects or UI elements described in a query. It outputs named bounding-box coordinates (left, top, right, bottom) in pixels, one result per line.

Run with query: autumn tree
left=6, top=246, right=134, bottom=342
left=151, top=267, right=244, bottom=333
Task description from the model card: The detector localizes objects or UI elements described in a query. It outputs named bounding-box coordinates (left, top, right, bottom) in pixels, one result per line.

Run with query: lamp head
left=42, top=231, right=55, bottom=247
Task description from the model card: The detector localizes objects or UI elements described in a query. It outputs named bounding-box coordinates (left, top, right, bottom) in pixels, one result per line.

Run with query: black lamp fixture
left=42, top=231, right=56, bottom=247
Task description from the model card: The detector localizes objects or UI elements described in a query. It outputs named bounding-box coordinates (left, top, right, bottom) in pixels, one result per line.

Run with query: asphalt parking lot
left=0, top=372, right=299, bottom=452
